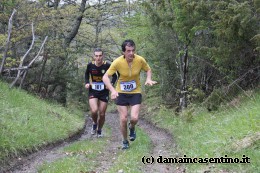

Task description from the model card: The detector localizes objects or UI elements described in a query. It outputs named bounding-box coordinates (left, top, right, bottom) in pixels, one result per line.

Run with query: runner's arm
left=103, top=73, right=118, bottom=99
left=145, top=69, right=157, bottom=86
left=111, top=72, right=118, bottom=87
left=84, top=65, right=91, bottom=89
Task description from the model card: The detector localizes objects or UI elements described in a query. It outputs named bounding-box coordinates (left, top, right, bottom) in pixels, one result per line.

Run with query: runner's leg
left=89, top=98, right=99, bottom=124
left=130, top=104, right=141, bottom=128
left=97, top=100, right=108, bottom=131
left=117, top=105, right=128, bottom=141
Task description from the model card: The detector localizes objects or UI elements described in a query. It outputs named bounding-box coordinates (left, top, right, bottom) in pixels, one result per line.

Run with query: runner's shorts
left=116, top=93, right=142, bottom=106
left=89, top=90, right=109, bottom=103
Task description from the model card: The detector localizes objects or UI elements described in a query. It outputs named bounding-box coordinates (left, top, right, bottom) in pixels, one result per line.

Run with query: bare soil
left=2, top=112, right=185, bottom=173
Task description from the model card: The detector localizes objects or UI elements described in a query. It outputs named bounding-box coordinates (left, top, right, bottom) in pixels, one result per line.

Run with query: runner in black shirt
left=85, top=48, right=117, bottom=137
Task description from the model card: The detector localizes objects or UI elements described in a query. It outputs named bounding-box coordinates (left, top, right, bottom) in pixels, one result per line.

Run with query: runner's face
left=94, top=51, right=103, bottom=65
left=123, top=45, right=135, bottom=62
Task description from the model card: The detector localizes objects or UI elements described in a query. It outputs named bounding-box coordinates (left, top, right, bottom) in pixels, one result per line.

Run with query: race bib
left=92, top=82, right=105, bottom=91
left=120, top=80, right=137, bottom=92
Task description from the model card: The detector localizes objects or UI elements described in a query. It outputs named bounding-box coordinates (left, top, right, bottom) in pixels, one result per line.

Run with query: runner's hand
left=111, top=90, right=119, bottom=100
left=145, top=80, right=157, bottom=86
left=85, top=83, right=91, bottom=89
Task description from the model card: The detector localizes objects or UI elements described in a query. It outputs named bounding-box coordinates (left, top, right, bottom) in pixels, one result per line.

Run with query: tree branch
left=0, top=9, right=16, bottom=74
left=10, top=23, right=35, bottom=88
left=28, top=36, right=48, bottom=67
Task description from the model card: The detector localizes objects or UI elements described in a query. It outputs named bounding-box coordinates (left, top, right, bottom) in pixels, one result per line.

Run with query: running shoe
left=91, top=124, right=97, bottom=135
left=97, top=130, right=102, bottom=138
left=129, top=124, right=136, bottom=141
left=122, top=140, right=129, bottom=150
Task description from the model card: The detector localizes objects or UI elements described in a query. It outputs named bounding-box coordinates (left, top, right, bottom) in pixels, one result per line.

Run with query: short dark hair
left=94, top=47, right=103, bottom=54
left=121, top=39, right=135, bottom=52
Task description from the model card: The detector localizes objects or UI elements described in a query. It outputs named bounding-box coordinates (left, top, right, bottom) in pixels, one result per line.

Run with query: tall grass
left=0, top=81, right=85, bottom=165
left=144, top=90, right=260, bottom=173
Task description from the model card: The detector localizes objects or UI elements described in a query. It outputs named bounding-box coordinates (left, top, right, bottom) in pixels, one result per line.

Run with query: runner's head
left=121, top=39, right=135, bottom=52
left=93, top=48, right=104, bottom=65
left=122, top=40, right=135, bottom=62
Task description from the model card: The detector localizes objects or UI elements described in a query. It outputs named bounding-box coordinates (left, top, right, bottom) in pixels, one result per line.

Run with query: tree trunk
left=37, top=53, right=48, bottom=94
left=0, top=9, right=16, bottom=75
left=63, top=0, right=87, bottom=48
left=179, top=45, right=189, bottom=110
left=57, top=0, right=87, bottom=104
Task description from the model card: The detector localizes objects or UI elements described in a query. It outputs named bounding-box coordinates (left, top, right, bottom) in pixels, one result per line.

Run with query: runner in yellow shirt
left=103, top=39, right=157, bottom=149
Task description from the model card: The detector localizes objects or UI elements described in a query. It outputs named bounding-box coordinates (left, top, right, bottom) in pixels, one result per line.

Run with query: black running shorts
left=89, top=91, right=109, bottom=103
left=116, top=93, right=142, bottom=106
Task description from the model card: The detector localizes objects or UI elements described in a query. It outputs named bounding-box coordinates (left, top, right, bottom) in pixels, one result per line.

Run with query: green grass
left=144, top=90, right=260, bottom=173
left=107, top=128, right=151, bottom=173
left=0, top=81, right=85, bottom=165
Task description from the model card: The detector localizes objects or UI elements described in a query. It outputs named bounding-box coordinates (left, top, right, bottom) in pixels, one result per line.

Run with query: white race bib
left=120, top=80, right=137, bottom=92
left=92, top=82, right=105, bottom=91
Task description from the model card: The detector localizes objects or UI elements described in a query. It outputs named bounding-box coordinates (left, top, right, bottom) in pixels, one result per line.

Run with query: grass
left=107, top=129, right=151, bottom=173
left=0, top=81, right=85, bottom=165
left=1, top=79, right=259, bottom=172
left=144, top=90, right=260, bottom=173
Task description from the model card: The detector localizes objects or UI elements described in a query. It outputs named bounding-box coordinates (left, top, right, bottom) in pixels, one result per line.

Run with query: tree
left=137, top=0, right=259, bottom=110
left=0, top=0, right=130, bottom=106
left=0, top=9, right=16, bottom=75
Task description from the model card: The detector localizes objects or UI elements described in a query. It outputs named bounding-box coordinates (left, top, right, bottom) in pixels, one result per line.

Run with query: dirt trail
left=2, top=113, right=184, bottom=173
left=138, top=119, right=184, bottom=173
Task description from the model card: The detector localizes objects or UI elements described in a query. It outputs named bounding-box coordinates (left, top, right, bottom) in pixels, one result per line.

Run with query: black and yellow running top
left=106, top=54, right=151, bottom=93
left=85, top=61, right=117, bottom=93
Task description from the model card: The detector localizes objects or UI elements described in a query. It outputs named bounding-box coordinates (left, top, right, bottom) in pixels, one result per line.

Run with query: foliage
left=209, top=0, right=259, bottom=79
left=0, top=0, right=259, bottom=109
left=202, top=88, right=227, bottom=111
left=137, top=0, right=259, bottom=108
left=0, top=0, right=129, bottom=106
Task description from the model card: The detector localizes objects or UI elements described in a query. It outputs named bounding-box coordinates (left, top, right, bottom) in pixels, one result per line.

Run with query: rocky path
left=3, top=113, right=184, bottom=173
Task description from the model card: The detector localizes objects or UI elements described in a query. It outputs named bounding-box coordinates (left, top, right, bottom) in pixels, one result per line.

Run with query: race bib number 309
left=120, top=80, right=137, bottom=92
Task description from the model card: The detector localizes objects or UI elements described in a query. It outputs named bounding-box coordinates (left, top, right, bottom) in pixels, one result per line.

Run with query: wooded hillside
left=0, top=0, right=259, bottom=110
